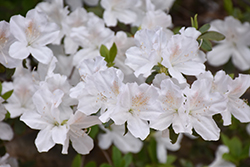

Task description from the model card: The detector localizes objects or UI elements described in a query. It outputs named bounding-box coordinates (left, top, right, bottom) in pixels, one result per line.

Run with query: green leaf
left=200, top=39, right=212, bottom=52
left=100, top=45, right=109, bottom=59
left=86, top=7, right=104, bottom=18
left=145, top=71, right=158, bottom=84
left=147, top=138, right=157, bottom=163
left=131, top=26, right=138, bottom=35
left=71, top=154, right=82, bottom=167
left=2, top=90, right=13, bottom=100
left=230, top=137, right=242, bottom=157
left=198, top=31, right=225, bottom=41
left=198, top=24, right=210, bottom=33
left=222, top=153, right=238, bottom=164
left=88, top=125, right=99, bottom=139
left=85, top=161, right=96, bottom=167
left=229, top=73, right=234, bottom=79
left=109, top=43, right=117, bottom=63
left=224, top=0, right=233, bottom=14
left=5, top=111, right=10, bottom=119
left=166, top=155, right=177, bottom=165
left=112, top=146, right=122, bottom=167
left=191, top=14, right=198, bottom=29
left=221, top=134, right=230, bottom=147
left=123, top=153, right=133, bottom=167
left=100, top=164, right=112, bottom=167
left=172, top=26, right=181, bottom=34
left=71, top=154, right=81, bottom=167
left=239, top=144, right=250, bottom=160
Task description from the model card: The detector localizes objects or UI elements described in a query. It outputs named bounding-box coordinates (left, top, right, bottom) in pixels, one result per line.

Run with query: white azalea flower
left=0, top=153, right=18, bottom=167
left=0, top=21, right=21, bottom=68
left=0, top=122, right=14, bottom=141
left=3, top=72, right=36, bottom=118
left=36, top=0, right=69, bottom=45
left=125, top=28, right=171, bottom=78
left=66, top=0, right=99, bottom=11
left=101, top=0, right=139, bottom=26
left=225, top=74, right=250, bottom=124
left=198, top=71, right=250, bottom=126
left=141, top=10, right=172, bottom=30
left=151, top=0, right=175, bottom=11
left=71, top=15, right=114, bottom=66
left=150, top=78, right=186, bottom=134
left=181, top=79, right=227, bottom=140
left=154, top=130, right=182, bottom=163
left=9, top=9, right=59, bottom=64
left=62, top=111, right=101, bottom=154
left=70, top=56, right=107, bottom=99
left=207, top=16, right=250, bottom=71
left=79, top=67, right=124, bottom=120
left=208, top=145, right=236, bottom=167
left=63, top=7, right=89, bottom=54
left=20, top=84, right=71, bottom=153
left=98, top=124, right=143, bottom=153
left=113, top=31, right=135, bottom=75
left=110, top=82, right=162, bottom=140
left=161, top=34, right=206, bottom=83
left=0, top=97, right=14, bottom=141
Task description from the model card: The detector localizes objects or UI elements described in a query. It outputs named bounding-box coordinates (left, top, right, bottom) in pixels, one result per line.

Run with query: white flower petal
left=0, top=122, right=14, bottom=141
left=29, top=46, right=53, bottom=64
left=207, top=44, right=232, bottom=66
left=35, top=127, right=55, bottom=152
left=9, top=42, right=29, bottom=60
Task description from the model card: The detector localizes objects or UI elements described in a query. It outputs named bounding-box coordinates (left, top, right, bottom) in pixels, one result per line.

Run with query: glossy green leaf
left=147, top=138, right=157, bottom=163
left=85, top=161, right=96, bottom=167
left=2, top=90, right=13, bottom=100
left=191, top=14, right=198, bottom=29
left=100, top=164, right=112, bottom=167
left=221, top=134, right=230, bottom=147
left=239, top=144, right=250, bottom=160
left=199, top=24, right=210, bottom=33
left=222, top=153, right=238, bottom=164
left=123, top=153, right=133, bottom=167
left=230, top=137, right=242, bottom=157
left=200, top=39, right=212, bottom=52
left=131, top=26, right=138, bottom=35
left=112, top=146, right=122, bottom=167
left=71, top=154, right=82, bottom=167
left=145, top=71, right=158, bottom=84
left=109, top=43, right=117, bottom=63
left=166, top=155, right=177, bottom=165
left=198, top=31, right=225, bottom=41
left=100, top=45, right=109, bottom=59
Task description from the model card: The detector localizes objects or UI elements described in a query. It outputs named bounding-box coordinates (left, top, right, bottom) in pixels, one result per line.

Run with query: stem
left=68, top=66, right=75, bottom=80
left=81, top=155, right=85, bottom=167
left=101, top=149, right=113, bottom=166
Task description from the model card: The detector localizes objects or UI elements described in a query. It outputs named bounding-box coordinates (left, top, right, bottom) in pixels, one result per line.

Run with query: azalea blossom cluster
left=0, top=0, right=250, bottom=166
